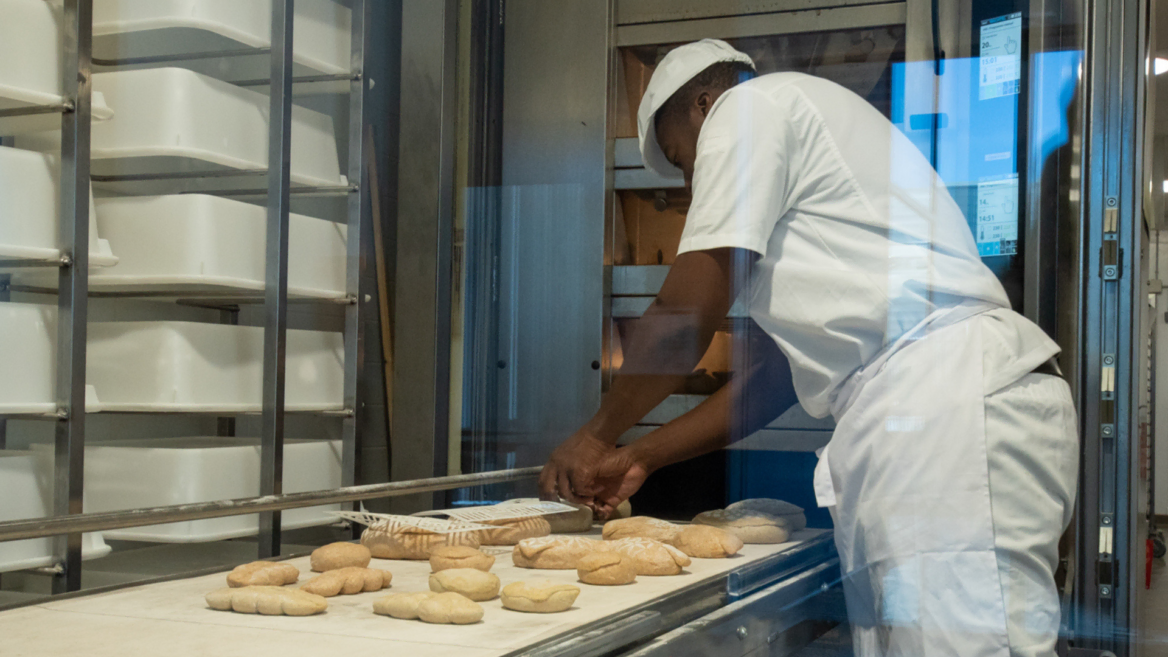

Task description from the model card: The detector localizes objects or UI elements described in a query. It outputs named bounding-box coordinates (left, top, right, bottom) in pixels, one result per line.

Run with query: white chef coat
left=676, top=72, right=1058, bottom=419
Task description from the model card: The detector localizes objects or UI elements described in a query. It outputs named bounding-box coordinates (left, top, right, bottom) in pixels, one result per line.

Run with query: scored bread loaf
left=692, top=507, right=796, bottom=544
left=670, top=524, right=744, bottom=558
left=601, top=537, right=690, bottom=576
left=576, top=551, right=636, bottom=585
left=300, top=567, right=392, bottom=597
left=475, top=515, right=552, bottom=546
left=373, top=591, right=438, bottom=620
left=226, top=561, right=300, bottom=588
left=361, top=523, right=481, bottom=560
left=726, top=498, right=803, bottom=517
left=429, top=545, right=495, bottom=572
left=417, top=592, right=484, bottom=624
left=206, top=586, right=327, bottom=616
left=601, top=516, right=681, bottom=543
left=497, top=498, right=593, bottom=533
left=310, top=542, right=372, bottom=572
left=500, top=580, right=580, bottom=613
left=512, top=536, right=602, bottom=569
left=429, top=568, right=501, bottom=601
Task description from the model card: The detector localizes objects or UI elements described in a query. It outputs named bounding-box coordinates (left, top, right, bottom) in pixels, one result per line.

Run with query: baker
left=539, top=39, right=1078, bottom=657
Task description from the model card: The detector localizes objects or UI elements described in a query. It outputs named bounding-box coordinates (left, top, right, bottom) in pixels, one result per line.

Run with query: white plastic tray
left=0, top=302, right=101, bottom=415
left=92, top=0, right=351, bottom=79
left=0, top=0, right=114, bottom=135
left=0, top=450, right=109, bottom=573
left=86, top=320, right=344, bottom=412
left=82, top=437, right=342, bottom=542
left=14, top=194, right=347, bottom=298
left=0, top=145, right=117, bottom=267
left=16, top=67, right=345, bottom=193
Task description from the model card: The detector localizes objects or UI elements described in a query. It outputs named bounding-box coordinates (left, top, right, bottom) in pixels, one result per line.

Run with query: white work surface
left=0, top=529, right=826, bottom=657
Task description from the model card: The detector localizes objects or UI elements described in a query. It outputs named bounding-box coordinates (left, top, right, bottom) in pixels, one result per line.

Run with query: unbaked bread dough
left=601, top=537, right=690, bottom=576
left=670, top=524, right=744, bottom=558
left=476, top=515, right=552, bottom=546
left=429, top=545, right=495, bottom=572
left=692, top=508, right=793, bottom=544
left=310, top=542, right=372, bottom=572
left=501, top=580, right=580, bottom=613
left=417, top=592, right=484, bottom=624
left=226, top=561, right=300, bottom=587
left=512, top=536, right=602, bottom=569
left=372, top=591, right=438, bottom=620
left=602, top=516, right=681, bottom=543
left=206, top=586, right=327, bottom=616
left=576, top=551, right=636, bottom=585
left=361, top=523, right=481, bottom=560
left=300, top=567, right=392, bottom=597
left=498, top=498, right=593, bottom=533
left=610, top=499, right=633, bottom=520
left=429, top=568, right=501, bottom=601
left=726, top=498, right=803, bottom=517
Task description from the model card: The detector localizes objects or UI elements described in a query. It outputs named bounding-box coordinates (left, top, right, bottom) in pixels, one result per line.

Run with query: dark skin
left=538, top=85, right=799, bottom=516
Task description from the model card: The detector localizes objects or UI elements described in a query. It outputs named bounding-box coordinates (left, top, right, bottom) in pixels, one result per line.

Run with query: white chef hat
left=637, top=39, right=756, bottom=179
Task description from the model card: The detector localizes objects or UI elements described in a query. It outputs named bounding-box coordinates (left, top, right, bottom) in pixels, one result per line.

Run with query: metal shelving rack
left=0, top=0, right=545, bottom=597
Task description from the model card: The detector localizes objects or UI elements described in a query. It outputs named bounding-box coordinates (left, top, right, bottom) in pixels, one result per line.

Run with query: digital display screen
left=980, top=12, right=1022, bottom=100
left=976, top=174, right=1019, bottom=256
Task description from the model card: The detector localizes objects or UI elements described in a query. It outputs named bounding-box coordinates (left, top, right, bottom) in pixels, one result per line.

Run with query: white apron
left=815, top=302, right=1012, bottom=656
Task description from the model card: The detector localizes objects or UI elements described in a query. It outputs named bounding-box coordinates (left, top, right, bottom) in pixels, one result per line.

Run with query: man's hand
left=538, top=430, right=615, bottom=504
left=588, top=446, right=652, bottom=521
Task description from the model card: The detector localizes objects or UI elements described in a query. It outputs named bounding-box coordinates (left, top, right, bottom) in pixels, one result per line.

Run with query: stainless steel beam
left=616, top=0, right=894, bottom=25
left=0, top=467, right=542, bottom=544
left=259, top=0, right=295, bottom=560
left=615, top=3, right=906, bottom=47
left=52, top=0, right=93, bottom=596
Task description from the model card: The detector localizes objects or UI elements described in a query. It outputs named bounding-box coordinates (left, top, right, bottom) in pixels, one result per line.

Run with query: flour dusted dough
left=610, top=499, right=633, bottom=520
left=372, top=592, right=438, bottom=620
left=206, top=586, right=327, bottom=616
left=602, top=537, right=690, bottom=575
left=602, top=516, right=681, bottom=543
left=692, top=508, right=794, bottom=544
left=576, top=551, right=636, bottom=585
left=310, top=542, right=372, bottom=572
left=429, top=545, right=495, bottom=572
left=361, top=523, right=481, bottom=560
left=498, top=498, right=593, bottom=533
left=226, top=561, right=300, bottom=587
left=476, top=515, right=552, bottom=546
left=417, top=592, right=484, bottom=624
left=726, top=498, right=803, bottom=517
left=501, top=580, right=580, bottom=613
left=512, top=536, right=602, bottom=569
left=300, top=567, right=392, bottom=597
left=671, top=524, right=744, bottom=558
left=429, top=568, right=501, bottom=601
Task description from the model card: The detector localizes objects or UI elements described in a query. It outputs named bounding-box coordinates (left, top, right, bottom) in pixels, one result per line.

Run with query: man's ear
left=695, top=90, right=713, bottom=117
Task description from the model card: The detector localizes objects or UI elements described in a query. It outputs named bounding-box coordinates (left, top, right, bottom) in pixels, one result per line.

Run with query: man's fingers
left=568, top=467, right=601, bottom=499
left=538, top=464, right=559, bottom=501
left=557, top=470, right=577, bottom=503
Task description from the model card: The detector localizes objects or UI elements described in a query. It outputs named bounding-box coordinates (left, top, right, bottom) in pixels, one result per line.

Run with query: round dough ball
left=725, top=498, right=803, bottom=517
left=429, top=568, right=501, bottom=601
left=692, top=508, right=792, bottom=544
left=609, top=499, right=633, bottom=520
left=670, top=524, right=744, bottom=558
left=602, top=516, right=681, bottom=543
left=310, top=542, right=372, bottom=572
left=501, top=580, right=581, bottom=613
left=373, top=591, right=438, bottom=620
left=429, top=545, right=495, bottom=572
left=417, top=592, right=484, bottom=624
left=576, top=551, right=636, bottom=586
left=512, top=536, right=602, bottom=569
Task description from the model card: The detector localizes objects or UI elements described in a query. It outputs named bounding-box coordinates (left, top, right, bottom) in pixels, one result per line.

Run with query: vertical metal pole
left=0, top=274, right=9, bottom=450
left=258, top=0, right=294, bottom=559
left=341, top=0, right=370, bottom=532
left=53, top=0, right=92, bottom=595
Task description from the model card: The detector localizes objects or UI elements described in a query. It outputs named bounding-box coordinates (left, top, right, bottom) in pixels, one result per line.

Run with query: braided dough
left=206, top=586, right=327, bottom=616
left=418, top=592, right=484, bottom=624
left=670, top=524, right=744, bottom=558
left=310, top=542, right=372, bottom=572
left=429, top=545, right=495, bottom=572
left=361, top=523, right=481, bottom=560
left=373, top=591, right=437, bottom=620
left=300, top=567, right=392, bottom=597
left=429, top=568, right=501, bottom=601
left=226, top=561, right=300, bottom=587
left=576, top=551, right=636, bottom=585
left=601, top=537, right=690, bottom=575
left=512, top=536, right=602, bottom=569
left=501, top=580, right=580, bottom=613
left=601, top=516, right=681, bottom=543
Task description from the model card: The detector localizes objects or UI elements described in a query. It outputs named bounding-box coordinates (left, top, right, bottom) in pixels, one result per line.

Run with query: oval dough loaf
left=373, top=591, right=438, bottom=620
left=310, top=542, right=372, bottom=572
left=226, top=561, right=300, bottom=587
left=512, top=536, right=602, bottom=569
left=692, top=508, right=792, bottom=544
left=429, top=568, right=501, bottom=601
left=670, top=524, right=744, bottom=558
left=206, top=586, right=327, bottom=616
left=361, top=523, right=481, bottom=560
left=300, top=567, right=392, bottom=597
left=498, top=498, right=593, bottom=533
left=726, top=498, right=803, bottom=517
left=476, top=515, right=552, bottom=546
left=602, top=537, right=690, bottom=575
left=501, top=580, right=580, bottom=613
left=602, top=516, right=681, bottom=543
left=576, top=551, right=636, bottom=585
left=417, top=592, right=484, bottom=624
left=429, top=545, right=495, bottom=572
left=610, top=499, right=633, bottom=520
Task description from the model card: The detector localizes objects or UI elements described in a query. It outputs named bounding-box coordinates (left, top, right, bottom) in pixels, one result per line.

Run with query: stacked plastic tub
left=0, top=0, right=354, bottom=557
